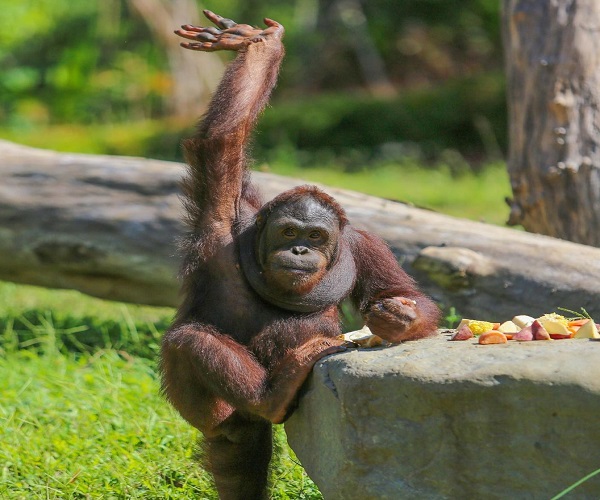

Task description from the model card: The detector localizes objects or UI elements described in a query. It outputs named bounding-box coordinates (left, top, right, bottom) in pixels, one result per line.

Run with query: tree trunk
left=127, top=0, right=224, bottom=119
left=502, top=0, right=600, bottom=246
left=300, top=0, right=396, bottom=96
left=335, top=0, right=396, bottom=97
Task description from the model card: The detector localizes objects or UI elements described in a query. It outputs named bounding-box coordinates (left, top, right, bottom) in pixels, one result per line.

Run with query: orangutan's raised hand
left=175, top=10, right=283, bottom=52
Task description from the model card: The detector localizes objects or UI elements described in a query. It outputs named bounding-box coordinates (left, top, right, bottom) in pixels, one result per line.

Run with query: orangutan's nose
left=291, top=246, right=308, bottom=255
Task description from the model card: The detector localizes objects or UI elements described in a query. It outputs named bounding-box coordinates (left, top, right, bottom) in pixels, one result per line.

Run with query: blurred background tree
left=0, top=0, right=505, bottom=165
left=503, top=0, right=600, bottom=246
left=126, top=0, right=224, bottom=118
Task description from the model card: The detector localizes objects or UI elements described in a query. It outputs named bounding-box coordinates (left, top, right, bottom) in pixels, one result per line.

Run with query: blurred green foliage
left=0, top=0, right=505, bottom=163
left=256, top=73, right=506, bottom=167
left=277, top=0, right=502, bottom=92
left=0, top=0, right=167, bottom=127
left=0, top=72, right=506, bottom=167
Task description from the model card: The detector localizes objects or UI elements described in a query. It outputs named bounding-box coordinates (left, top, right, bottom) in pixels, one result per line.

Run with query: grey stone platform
left=285, top=331, right=600, bottom=499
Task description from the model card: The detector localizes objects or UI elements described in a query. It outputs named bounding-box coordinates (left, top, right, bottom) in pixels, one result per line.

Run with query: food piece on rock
left=458, top=320, right=495, bottom=336
left=573, top=319, right=600, bottom=339
left=531, top=320, right=552, bottom=341
left=498, top=320, right=520, bottom=334
left=549, top=331, right=574, bottom=340
left=343, top=326, right=386, bottom=347
left=512, top=325, right=534, bottom=341
left=536, top=313, right=570, bottom=337
left=512, top=315, right=536, bottom=329
left=450, top=324, right=474, bottom=341
left=456, top=319, right=471, bottom=330
left=478, top=330, right=508, bottom=345
left=548, top=332, right=571, bottom=340
left=567, top=319, right=586, bottom=335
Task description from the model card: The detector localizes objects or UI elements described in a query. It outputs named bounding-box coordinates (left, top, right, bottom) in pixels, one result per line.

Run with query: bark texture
left=502, top=0, right=600, bottom=245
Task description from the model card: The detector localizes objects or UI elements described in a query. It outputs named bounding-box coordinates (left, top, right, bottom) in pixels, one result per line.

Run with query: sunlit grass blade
left=551, top=468, right=600, bottom=500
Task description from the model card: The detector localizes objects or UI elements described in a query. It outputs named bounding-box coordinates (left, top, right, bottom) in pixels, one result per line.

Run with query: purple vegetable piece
left=450, top=324, right=474, bottom=341
left=512, top=325, right=533, bottom=341
left=532, top=320, right=551, bottom=340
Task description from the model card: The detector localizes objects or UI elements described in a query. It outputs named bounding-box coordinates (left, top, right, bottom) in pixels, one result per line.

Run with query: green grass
left=0, top=122, right=188, bottom=161
left=0, top=281, right=322, bottom=498
left=0, top=281, right=172, bottom=360
left=0, top=350, right=209, bottom=498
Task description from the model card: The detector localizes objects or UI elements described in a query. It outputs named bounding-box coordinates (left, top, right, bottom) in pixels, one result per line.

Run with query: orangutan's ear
left=255, top=214, right=264, bottom=228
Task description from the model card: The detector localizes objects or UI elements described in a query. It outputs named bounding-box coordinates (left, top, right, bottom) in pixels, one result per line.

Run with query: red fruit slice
left=512, top=325, right=533, bottom=341
left=450, top=324, right=474, bottom=341
left=532, top=320, right=551, bottom=340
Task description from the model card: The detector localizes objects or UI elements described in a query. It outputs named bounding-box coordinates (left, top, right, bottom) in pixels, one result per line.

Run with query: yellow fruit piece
left=537, top=313, right=568, bottom=326
left=537, top=313, right=570, bottom=336
left=573, top=320, right=600, bottom=339
left=466, top=321, right=495, bottom=336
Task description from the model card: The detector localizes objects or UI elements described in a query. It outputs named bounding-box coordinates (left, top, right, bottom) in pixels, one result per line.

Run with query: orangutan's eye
left=283, top=228, right=296, bottom=238
left=309, top=230, right=322, bottom=240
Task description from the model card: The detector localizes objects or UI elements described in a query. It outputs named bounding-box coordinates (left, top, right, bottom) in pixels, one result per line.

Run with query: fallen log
left=1, top=139, right=600, bottom=320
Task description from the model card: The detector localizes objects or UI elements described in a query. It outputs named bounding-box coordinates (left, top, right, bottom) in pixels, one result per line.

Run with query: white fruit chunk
left=573, top=320, right=600, bottom=339
left=512, top=315, right=535, bottom=329
left=343, top=326, right=385, bottom=347
left=498, top=320, right=520, bottom=334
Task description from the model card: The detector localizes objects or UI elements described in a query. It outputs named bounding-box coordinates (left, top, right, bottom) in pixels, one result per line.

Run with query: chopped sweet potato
left=478, top=330, right=507, bottom=345
left=568, top=319, right=590, bottom=327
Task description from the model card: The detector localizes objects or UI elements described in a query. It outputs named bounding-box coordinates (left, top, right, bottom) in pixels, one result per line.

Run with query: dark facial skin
left=259, top=197, right=340, bottom=294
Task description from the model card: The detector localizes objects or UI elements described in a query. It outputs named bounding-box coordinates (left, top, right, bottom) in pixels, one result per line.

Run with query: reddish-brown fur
left=161, top=12, right=440, bottom=499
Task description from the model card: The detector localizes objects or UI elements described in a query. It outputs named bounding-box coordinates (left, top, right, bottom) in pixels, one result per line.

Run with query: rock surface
left=2, top=140, right=600, bottom=319
left=285, top=332, right=600, bottom=499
